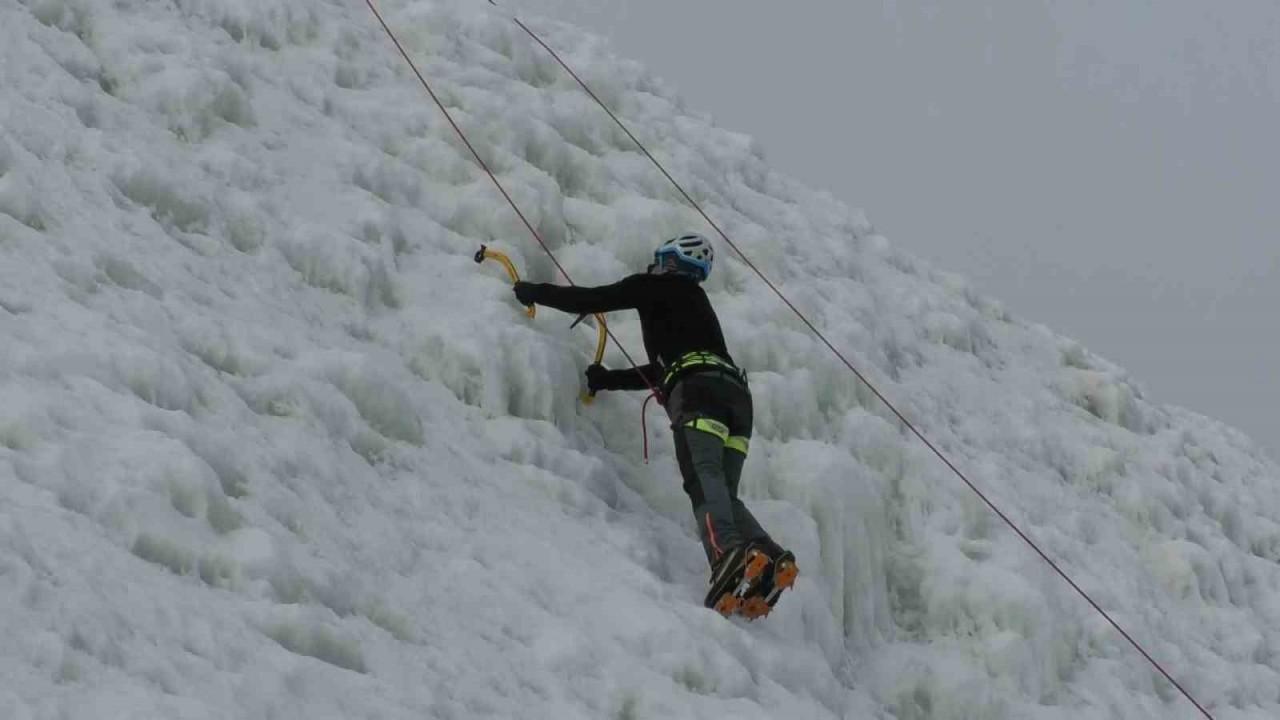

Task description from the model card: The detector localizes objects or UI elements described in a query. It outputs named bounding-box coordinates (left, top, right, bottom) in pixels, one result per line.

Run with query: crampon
left=705, top=545, right=798, bottom=620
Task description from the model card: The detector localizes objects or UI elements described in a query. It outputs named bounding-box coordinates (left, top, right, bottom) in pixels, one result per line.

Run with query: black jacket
left=525, top=273, right=737, bottom=392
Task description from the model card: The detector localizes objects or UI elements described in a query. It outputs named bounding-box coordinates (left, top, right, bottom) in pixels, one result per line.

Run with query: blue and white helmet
left=654, top=233, right=714, bottom=281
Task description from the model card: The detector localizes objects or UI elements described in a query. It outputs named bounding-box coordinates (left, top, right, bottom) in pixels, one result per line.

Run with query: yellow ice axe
left=570, top=311, right=609, bottom=404
left=475, top=245, right=608, bottom=404
left=474, top=244, right=535, bottom=319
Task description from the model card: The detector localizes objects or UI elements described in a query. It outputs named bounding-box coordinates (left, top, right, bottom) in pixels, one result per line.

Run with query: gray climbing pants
left=665, top=371, right=771, bottom=565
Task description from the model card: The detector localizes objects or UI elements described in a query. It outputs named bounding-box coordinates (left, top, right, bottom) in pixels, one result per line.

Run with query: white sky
left=511, top=0, right=1280, bottom=459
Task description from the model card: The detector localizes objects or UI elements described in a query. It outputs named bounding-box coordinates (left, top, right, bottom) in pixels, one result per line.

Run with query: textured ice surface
left=0, top=1, right=1277, bottom=718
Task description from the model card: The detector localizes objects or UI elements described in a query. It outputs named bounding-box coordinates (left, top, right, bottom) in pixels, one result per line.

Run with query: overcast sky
left=511, top=0, right=1280, bottom=459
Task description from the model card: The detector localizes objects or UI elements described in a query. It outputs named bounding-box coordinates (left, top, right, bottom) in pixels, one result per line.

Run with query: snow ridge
left=1, top=1, right=1278, bottom=718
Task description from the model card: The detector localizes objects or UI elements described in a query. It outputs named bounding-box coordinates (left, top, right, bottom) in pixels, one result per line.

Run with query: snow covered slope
left=2, top=1, right=1278, bottom=718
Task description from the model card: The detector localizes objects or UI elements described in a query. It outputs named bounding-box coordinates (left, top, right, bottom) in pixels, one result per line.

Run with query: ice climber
left=512, top=233, right=798, bottom=619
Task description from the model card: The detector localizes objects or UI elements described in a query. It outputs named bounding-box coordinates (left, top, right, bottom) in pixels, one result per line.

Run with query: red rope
left=640, top=390, right=661, bottom=463
left=490, top=6, right=1215, bottom=719
left=361, top=0, right=660, bottom=399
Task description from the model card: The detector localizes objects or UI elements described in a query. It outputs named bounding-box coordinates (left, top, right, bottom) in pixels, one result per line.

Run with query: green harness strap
left=662, top=351, right=742, bottom=387
left=684, top=418, right=750, bottom=455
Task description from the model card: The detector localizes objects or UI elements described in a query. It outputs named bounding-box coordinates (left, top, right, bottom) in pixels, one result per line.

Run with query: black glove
left=585, top=363, right=611, bottom=393
left=512, top=281, right=540, bottom=307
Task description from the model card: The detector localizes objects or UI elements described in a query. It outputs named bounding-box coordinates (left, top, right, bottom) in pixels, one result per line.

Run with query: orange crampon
left=710, top=548, right=772, bottom=618
left=739, top=552, right=799, bottom=621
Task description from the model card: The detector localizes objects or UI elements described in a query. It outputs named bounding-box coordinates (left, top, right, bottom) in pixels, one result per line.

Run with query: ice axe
left=474, top=245, right=607, bottom=404
left=570, top=311, right=609, bottom=405
left=474, top=244, right=535, bottom=319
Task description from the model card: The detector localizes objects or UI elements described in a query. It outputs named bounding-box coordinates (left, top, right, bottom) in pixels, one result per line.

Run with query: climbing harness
left=661, top=351, right=746, bottom=391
